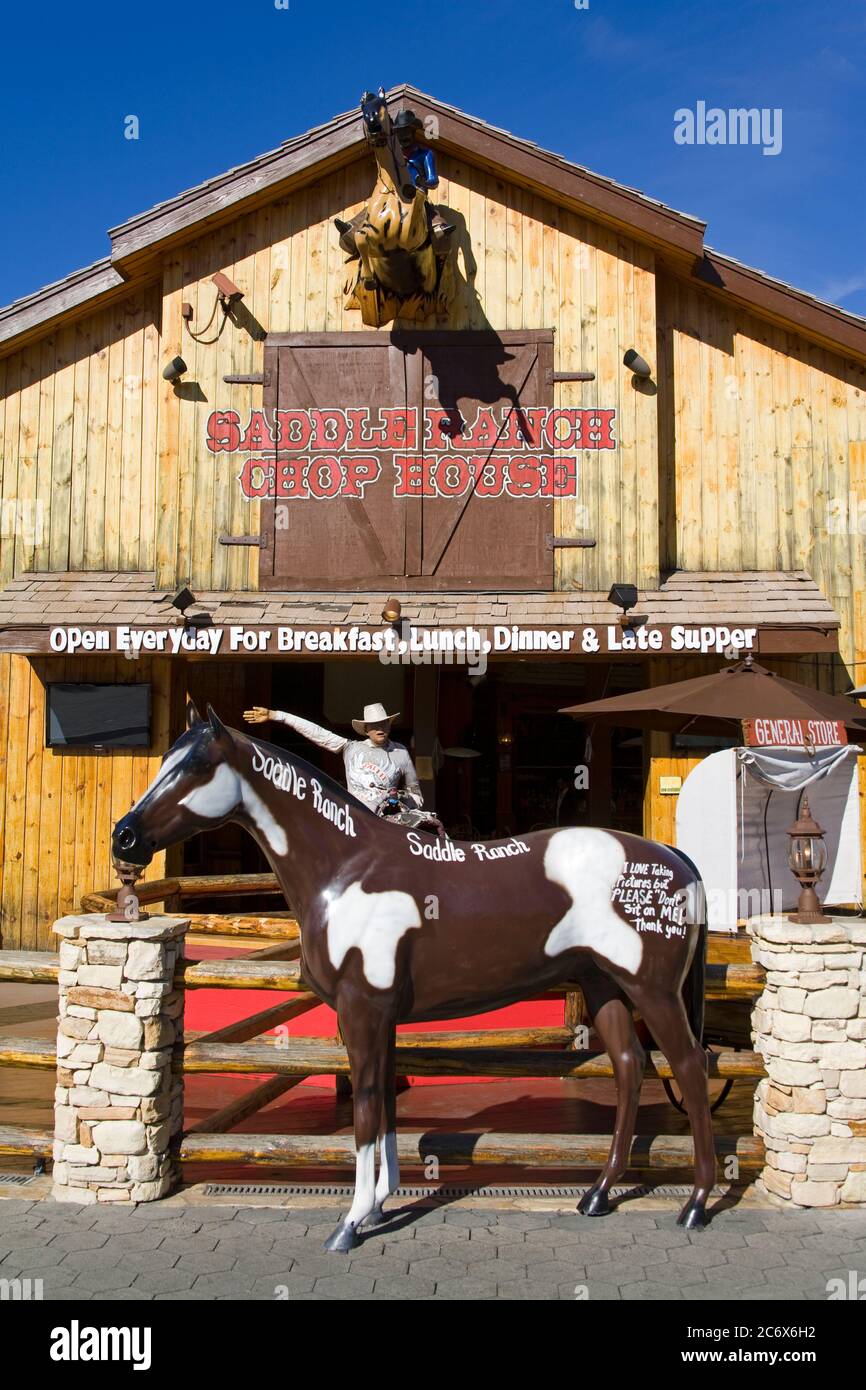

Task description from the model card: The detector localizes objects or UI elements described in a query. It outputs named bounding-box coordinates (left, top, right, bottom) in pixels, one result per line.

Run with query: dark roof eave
left=0, top=258, right=130, bottom=350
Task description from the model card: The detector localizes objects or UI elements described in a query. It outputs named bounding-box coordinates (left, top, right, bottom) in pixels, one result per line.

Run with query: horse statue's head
left=111, top=702, right=239, bottom=870
left=360, top=87, right=390, bottom=147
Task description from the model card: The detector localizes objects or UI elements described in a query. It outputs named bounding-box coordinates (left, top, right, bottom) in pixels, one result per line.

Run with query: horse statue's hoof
left=323, top=1218, right=360, bottom=1252
left=677, top=1201, right=708, bottom=1231
left=362, top=1203, right=388, bottom=1228
left=577, top=1187, right=610, bottom=1218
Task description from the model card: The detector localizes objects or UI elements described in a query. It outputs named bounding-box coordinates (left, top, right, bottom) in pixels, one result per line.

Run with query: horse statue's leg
left=576, top=971, right=646, bottom=1218
left=352, top=222, right=379, bottom=291
left=365, top=1027, right=399, bottom=1227
left=324, top=999, right=396, bottom=1252
left=629, top=984, right=716, bottom=1229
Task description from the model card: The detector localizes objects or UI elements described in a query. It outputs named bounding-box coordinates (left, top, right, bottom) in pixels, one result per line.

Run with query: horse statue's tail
left=683, top=908, right=707, bottom=1046
left=668, top=846, right=707, bottom=1047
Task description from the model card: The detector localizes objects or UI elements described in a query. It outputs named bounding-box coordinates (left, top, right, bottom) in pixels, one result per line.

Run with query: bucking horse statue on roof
left=336, top=88, right=454, bottom=328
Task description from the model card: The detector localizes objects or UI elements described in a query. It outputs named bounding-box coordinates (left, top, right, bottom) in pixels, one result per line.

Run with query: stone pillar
left=749, top=913, right=866, bottom=1208
left=51, top=914, right=189, bottom=1205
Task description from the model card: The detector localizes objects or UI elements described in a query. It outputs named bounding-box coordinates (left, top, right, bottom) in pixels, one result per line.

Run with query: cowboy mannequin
left=335, top=108, right=454, bottom=261
left=243, top=701, right=425, bottom=818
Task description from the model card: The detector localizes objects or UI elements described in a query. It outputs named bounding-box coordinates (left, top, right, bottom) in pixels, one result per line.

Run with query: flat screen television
left=46, top=683, right=151, bottom=749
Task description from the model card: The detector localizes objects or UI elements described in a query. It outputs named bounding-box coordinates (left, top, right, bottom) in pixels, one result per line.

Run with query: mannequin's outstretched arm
left=243, top=707, right=349, bottom=755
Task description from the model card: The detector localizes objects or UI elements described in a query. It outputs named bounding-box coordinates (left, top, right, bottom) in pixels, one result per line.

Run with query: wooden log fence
left=0, top=950, right=766, bottom=999
left=0, top=874, right=766, bottom=1181
left=0, top=1124, right=764, bottom=1172
left=0, top=1030, right=766, bottom=1082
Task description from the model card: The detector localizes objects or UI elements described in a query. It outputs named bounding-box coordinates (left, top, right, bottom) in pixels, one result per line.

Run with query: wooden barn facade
left=1, top=84, right=865, bottom=950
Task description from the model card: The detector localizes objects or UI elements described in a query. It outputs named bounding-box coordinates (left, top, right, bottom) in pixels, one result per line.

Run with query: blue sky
left=2, top=0, right=864, bottom=316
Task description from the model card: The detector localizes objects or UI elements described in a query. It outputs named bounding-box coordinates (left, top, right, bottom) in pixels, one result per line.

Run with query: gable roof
left=2, top=83, right=865, bottom=360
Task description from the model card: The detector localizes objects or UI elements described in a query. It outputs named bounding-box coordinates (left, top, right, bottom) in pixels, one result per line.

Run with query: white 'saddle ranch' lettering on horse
left=112, top=704, right=716, bottom=1251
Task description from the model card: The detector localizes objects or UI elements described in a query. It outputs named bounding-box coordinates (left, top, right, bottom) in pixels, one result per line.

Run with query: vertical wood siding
left=657, top=273, right=866, bottom=671
left=0, top=653, right=173, bottom=950
left=0, top=286, right=161, bottom=587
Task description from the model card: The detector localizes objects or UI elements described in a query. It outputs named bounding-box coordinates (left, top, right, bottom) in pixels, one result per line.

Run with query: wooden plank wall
left=158, top=154, right=660, bottom=594
left=0, top=653, right=173, bottom=950
left=0, top=286, right=161, bottom=588
left=657, top=273, right=866, bottom=673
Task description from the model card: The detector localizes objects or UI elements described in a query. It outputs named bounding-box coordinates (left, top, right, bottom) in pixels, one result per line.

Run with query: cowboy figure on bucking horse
left=335, top=89, right=454, bottom=325
left=336, top=104, right=454, bottom=266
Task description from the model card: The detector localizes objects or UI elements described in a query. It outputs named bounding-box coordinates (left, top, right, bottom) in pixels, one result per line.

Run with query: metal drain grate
left=0, top=1172, right=39, bottom=1187
left=200, top=1181, right=730, bottom=1200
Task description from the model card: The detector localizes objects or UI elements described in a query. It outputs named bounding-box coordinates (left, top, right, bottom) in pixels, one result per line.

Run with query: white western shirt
left=271, top=711, right=424, bottom=813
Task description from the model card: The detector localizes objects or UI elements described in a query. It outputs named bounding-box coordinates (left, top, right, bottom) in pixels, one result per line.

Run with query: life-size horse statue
left=112, top=706, right=716, bottom=1251
left=336, top=88, right=452, bottom=327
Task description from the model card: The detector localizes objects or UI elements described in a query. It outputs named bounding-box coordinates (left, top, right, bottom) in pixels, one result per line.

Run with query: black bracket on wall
left=545, top=369, right=596, bottom=384
left=219, top=534, right=269, bottom=548
left=545, top=535, right=596, bottom=549
left=222, top=372, right=268, bottom=386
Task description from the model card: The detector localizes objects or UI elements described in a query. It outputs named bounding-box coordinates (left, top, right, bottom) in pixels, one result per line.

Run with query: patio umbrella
left=559, top=656, right=866, bottom=740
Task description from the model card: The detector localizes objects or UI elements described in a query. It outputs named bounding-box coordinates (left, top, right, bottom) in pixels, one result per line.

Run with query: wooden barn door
left=260, top=335, right=410, bottom=589
left=414, top=332, right=553, bottom=588
left=260, top=330, right=553, bottom=591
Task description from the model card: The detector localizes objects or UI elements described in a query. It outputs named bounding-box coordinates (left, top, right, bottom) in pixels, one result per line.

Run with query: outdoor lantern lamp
left=786, top=795, right=832, bottom=924
left=382, top=597, right=402, bottom=625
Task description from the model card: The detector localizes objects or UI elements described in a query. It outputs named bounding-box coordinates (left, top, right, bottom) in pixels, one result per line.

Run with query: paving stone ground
left=1, top=1197, right=865, bottom=1301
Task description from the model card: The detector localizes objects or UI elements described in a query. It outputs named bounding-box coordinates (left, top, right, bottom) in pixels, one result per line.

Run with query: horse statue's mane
left=223, top=721, right=371, bottom=815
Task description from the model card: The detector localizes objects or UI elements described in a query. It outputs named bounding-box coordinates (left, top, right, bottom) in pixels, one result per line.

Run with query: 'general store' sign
left=743, top=717, right=847, bottom=748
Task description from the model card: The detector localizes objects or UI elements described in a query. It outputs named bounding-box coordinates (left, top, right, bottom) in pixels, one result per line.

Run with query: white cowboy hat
left=352, top=702, right=400, bottom=736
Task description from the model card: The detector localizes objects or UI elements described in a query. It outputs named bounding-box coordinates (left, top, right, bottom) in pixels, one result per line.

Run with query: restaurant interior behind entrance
left=179, top=657, right=647, bottom=891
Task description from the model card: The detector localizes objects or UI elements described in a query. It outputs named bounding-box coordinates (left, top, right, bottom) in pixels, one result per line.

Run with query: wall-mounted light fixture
left=623, top=349, right=652, bottom=380
left=162, top=356, right=188, bottom=383
left=607, top=582, right=647, bottom=629
left=158, top=587, right=212, bottom=630
left=382, top=596, right=402, bottom=626
left=212, top=272, right=244, bottom=311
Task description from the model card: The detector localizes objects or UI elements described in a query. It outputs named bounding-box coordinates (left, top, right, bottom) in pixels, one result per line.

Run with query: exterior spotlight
left=162, top=356, right=187, bottom=382
left=608, top=582, right=645, bottom=630
left=623, top=349, right=652, bottom=379
left=608, top=583, right=638, bottom=614
left=786, top=796, right=832, bottom=924
left=212, top=272, right=244, bottom=309
left=382, top=597, right=402, bottom=625
left=166, top=587, right=196, bottom=615
left=156, top=587, right=211, bottom=628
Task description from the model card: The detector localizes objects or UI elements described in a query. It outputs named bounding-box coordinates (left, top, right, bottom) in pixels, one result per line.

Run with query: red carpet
left=186, top=942, right=564, bottom=1088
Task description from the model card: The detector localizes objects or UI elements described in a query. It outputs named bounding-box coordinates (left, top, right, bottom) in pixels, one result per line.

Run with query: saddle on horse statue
left=378, top=788, right=447, bottom=838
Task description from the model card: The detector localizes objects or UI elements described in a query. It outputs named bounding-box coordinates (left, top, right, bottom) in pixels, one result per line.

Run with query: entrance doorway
left=177, top=657, right=647, bottom=887
left=433, top=661, right=646, bottom=839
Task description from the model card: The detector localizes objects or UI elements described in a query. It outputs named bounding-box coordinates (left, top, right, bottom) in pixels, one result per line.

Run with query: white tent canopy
left=675, top=745, right=862, bottom=932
